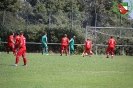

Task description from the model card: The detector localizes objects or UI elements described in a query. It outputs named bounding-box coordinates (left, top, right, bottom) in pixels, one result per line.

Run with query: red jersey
left=8, top=35, right=14, bottom=46
left=85, top=40, right=92, bottom=49
left=19, top=36, right=26, bottom=50
left=108, top=38, right=116, bottom=48
left=15, top=35, right=20, bottom=45
left=61, top=37, right=69, bottom=46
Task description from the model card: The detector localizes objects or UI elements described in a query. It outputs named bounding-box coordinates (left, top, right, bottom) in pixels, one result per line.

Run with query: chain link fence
left=86, top=26, right=133, bottom=55
left=0, top=11, right=133, bottom=55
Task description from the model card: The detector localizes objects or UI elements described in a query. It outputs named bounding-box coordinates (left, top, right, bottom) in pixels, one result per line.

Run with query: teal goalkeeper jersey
left=69, top=38, right=74, bottom=46
left=42, top=35, right=47, bottom=44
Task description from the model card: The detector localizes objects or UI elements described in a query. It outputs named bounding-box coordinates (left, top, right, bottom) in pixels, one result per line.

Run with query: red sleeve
left=9, top=36, right=13, bottom=42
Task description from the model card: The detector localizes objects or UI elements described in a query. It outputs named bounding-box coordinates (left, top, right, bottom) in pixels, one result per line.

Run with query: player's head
left=64, top=34, right=67, bottom=37
left=87, top=38, right=90, bottom=41
left=110, top=36, right=113, bottom=38
left=19, top=31, right=23, bottom=36
left=44, top=32, right=47, bottom=35
left=73, top=36, right=76, bottom=39
left=10, top=31, right=14, bottom=35
left=17, top=31, right=20, bottom=35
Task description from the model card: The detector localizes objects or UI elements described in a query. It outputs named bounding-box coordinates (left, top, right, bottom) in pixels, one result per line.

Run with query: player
left=60, top=34, right=69, bottom=56
left=13, top=32, right=20, bottom=56
left=7, top=31, right=15, bottom=54
left=69, top=36, right=76, bottom=55
left=13, top=31, right=27, bottom=66
left=82, top=38, right=92, bottom=57
left=42, top=32, right=48, bottom=55
left=106, top=36, right=116, bottom=58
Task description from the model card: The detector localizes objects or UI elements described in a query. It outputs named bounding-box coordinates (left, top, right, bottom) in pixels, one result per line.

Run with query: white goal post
left=85, top=26, right=133, bottom=55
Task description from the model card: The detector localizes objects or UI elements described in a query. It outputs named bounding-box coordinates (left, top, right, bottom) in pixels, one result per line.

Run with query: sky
left=123, top=0, right=133, bottom=18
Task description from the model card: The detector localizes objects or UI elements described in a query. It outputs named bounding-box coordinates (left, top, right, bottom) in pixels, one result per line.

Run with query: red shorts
left=106, top=46, right=114, bottom=52
left=84, top=48, right=91, bottom=53
left=61, top=45, right=68, bottom=50
left=17, top=48, right=26, bottom=57
left=14, top=44, right=19, bottom=49
left=85, top=48, right=91, bottom=51
left=7, top=44, right=14, bottom=49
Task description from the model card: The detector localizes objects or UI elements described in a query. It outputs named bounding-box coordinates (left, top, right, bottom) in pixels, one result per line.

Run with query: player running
left=82, top=38, right=92, bottom=57
left=60, top=34, right=69, bottom=56
left=7, top=32, right=15, bottom=54
left=106, top=36, right=116, bottom=58
left=69, top=36, right=76, bottom=55
left=13, top=31, right=27, bottom=66
left=42, top=32, right=49, bottom=55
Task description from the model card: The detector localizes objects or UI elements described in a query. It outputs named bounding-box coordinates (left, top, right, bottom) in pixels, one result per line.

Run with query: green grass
left=0, top=52, right=133, bottom=88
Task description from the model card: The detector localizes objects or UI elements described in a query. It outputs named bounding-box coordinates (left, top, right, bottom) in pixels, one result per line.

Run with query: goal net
left=85, top=26, right=133, bottom=55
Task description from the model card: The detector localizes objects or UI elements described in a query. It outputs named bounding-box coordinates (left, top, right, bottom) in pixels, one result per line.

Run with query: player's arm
left=46, top=37, right=48, bottom=43
left=69, top=38, right=72, bottom=43
left=10, top=36, right=15, bottom=44
left=17, top=38, right=22, bottom=49
left=67, top=38, right=70, bottom=44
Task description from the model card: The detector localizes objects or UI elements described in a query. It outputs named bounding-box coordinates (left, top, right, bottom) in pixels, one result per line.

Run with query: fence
left=85, top=26, right=133, bottom=55
left=0, top=11, right=133, bottom=55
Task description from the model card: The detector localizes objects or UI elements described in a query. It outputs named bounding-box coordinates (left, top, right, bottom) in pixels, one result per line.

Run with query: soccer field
left=0, top=52, right=133, bottom=88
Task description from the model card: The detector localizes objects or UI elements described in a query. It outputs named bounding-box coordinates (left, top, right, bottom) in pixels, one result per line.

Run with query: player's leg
left=70, top=45, right=74, bottom=55
left=45, top=44, right=49, bottom=55
left=22, top=50, right=27, bottom=66
left=88, top=49, right=91, bottom=57
left=106, top=47, right=110, bottom=58
left=42, top=44, right=45, bottom=55
left=14, top=48, right=23, bottom=66
left=60, top=45, right=64, bottom=56
left=86, top=50, right=90, bottom=57
left=13, top=45, right=18, bottom=56
left=64, top=46, right=68, bottom=56
left=111, top=47, right=114, bottom=58
left=89, top=50, right=93, bottom=57
left=83, top=49, right=86, bottom=57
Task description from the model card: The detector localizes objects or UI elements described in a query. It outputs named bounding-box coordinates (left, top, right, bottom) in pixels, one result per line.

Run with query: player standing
left=13, top=32, right=20, bottom=56
left=106, top=36, right=116, bottom=58
left=69, top=36, right=76, bottom=55
left=13, top=31, right=27, bottom=66
left=42, top=32, right=49, bottom=55
left=7, top=32, right=15, bottom=54
left=82, top=38, right=92, bottom=57
left=60, top=34, right=69, bottom=56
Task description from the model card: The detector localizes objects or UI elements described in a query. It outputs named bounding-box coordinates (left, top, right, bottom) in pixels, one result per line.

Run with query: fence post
left=122, top=47, right=125, bottom=55
left=95, top=45, right=98, bottom=55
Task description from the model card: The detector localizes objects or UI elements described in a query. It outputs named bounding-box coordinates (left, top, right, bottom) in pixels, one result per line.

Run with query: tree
left=0, top=0, right=19, bottom=12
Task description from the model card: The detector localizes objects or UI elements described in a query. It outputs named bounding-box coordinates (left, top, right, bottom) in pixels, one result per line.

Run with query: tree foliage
left=0, top=0, right=133, bottom=55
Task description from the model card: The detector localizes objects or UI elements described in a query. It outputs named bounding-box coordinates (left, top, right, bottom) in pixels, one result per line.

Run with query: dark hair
left=10, top=31, right=14, bottom=35
left=19, top=31, right=23, bottom=35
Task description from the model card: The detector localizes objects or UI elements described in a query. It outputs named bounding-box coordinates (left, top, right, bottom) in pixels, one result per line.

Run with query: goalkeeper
left=69, top=36, right=76, bottom=55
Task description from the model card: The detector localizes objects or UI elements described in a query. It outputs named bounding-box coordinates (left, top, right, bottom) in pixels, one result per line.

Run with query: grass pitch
left=0, top=52, right=133, bottom=88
